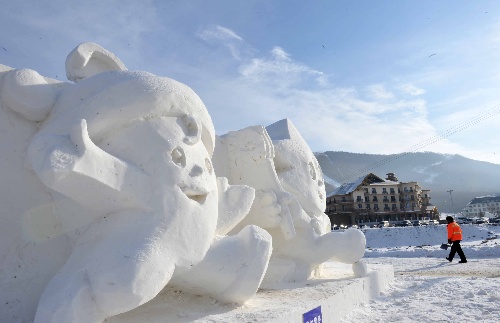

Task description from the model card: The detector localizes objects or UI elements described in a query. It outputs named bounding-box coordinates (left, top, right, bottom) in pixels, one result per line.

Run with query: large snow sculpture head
left=266, top=119, right=326, bottom=215
left=28, top=69, right=216, bottom=214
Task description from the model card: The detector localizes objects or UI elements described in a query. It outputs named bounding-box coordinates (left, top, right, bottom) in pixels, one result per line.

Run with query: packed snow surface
left=343, top=224, right=500, bottom=323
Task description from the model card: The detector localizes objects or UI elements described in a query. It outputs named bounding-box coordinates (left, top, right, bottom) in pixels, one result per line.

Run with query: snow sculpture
left=0, top=43, right=271, bottom=323
left=213, top=119, right=366, bottom=284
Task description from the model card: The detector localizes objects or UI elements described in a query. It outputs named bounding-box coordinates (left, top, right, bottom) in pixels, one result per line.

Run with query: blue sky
left=1, top=0, right=500, bottom=165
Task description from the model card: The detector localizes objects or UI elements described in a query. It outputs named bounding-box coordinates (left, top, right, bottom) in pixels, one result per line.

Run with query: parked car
left=428, top=220, right=440, bottom=225
left=490, top=218, right=500, bottom=226
left=400, top=220, right=412, bottom=227
left=378, top=221, right=389, bottom=228
left=457, top=217, right=473, bottom=224
left=412, top=220, right=422, bottom=226
left=474, top=217, right=489, bottom=224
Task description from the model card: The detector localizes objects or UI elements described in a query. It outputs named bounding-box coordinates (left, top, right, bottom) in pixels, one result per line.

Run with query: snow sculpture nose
left=190, top=164, right=204, bottom=177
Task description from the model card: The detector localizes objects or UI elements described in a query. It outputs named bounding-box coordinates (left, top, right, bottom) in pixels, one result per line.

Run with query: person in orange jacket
left=445, top=216, right=467, bottom=263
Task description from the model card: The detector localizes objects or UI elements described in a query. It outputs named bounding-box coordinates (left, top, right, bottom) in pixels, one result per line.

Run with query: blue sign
left=303, top=305, right=322, bottom=323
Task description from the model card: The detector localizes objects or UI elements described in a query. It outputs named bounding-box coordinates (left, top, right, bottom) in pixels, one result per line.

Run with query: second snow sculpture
left=213, top=119, right=367, bottom=284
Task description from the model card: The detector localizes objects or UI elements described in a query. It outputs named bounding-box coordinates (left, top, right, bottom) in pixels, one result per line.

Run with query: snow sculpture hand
left=248, top=190, right=293, bottom=229
left=215, top=177, right=255, bottom=235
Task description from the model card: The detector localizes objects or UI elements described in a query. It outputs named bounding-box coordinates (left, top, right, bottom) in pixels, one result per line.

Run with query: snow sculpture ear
left=66, top=42, right=127, bottom=82
left=179, top=114, right=202, bottom=146
left=1, top=69, right=56, bottom=122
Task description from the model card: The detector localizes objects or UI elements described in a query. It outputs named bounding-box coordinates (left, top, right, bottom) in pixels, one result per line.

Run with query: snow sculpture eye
left=171, top=147, right=186, bottom=167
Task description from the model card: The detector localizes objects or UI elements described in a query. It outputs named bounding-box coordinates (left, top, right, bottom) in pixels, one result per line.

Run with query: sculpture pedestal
left=108, top=262, right=394, bottom=323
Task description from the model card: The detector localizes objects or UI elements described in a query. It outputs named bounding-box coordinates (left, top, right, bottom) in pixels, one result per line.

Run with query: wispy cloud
left=196, top=25, right=253, bottom=60
left=365, top=83, right=394, bottom=100
left=193, top=28, right=481, bottom=163
left=397, top=83, right=425, bottom=96
left=239, top=46, right=327, bottom=89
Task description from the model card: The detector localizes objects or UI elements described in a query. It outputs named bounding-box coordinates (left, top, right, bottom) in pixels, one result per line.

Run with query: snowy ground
left=342, top=224, right=500, bottom=323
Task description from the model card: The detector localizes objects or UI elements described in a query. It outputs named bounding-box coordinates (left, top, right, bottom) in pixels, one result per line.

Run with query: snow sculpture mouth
left=180, top=186, right=209, bottom=204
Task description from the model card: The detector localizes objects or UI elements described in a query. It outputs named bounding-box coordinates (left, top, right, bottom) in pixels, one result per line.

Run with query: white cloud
left=365, top=84, right=394, bottom=100
left=197, top=41, right=489, bottom=166
left=197, top=25, right=243, bottom=42
left=196, top=25, right=252, bottom=60
left=238, top=46, right=327, bottom=89
left=397, top=83, right=425, bottom=96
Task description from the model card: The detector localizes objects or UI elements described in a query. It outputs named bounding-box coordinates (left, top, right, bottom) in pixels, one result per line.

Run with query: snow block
left=108, top=262, right=394, bottom=322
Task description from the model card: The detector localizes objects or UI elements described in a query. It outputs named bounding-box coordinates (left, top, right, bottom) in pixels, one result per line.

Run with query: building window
left=373, top=196, right=378, bottom=202
left=374, top=204, right=379, bottom=210
left=356, top=196, right=362, bottom=202
left=372, top=188, right=377, bottom=194
left=390, top=188, right=395, bottom=194
left=366, top=204, right=370, bottom=209
left=358, top=204, right=363, bottom=209
left=382, top=188, right=388, bottom=194
left=392, top=204, right=397, bottom=210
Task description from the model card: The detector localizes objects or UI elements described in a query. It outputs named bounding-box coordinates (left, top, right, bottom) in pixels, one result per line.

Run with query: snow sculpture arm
left=171, top=177, right=272, bottom=305
left=28, top=119, right=150, bottom=212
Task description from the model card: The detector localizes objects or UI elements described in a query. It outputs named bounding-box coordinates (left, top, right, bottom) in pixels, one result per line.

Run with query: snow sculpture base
left=107, top=262, right=394, bottom=323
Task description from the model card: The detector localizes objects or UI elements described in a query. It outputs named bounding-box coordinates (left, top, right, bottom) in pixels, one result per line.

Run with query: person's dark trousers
left=448, top=240, right=467, bottom=262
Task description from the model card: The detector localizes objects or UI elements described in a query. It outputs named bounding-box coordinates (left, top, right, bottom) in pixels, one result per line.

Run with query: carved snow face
left=274, top=147, right=326, bottom=215
left=101, top=115, right=218, bottom=255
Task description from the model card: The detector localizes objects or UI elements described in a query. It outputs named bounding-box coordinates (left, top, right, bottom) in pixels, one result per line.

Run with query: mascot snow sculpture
left=0, top=43, right=271, bottom=323
left=213, top=119, right=366, bottom=285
